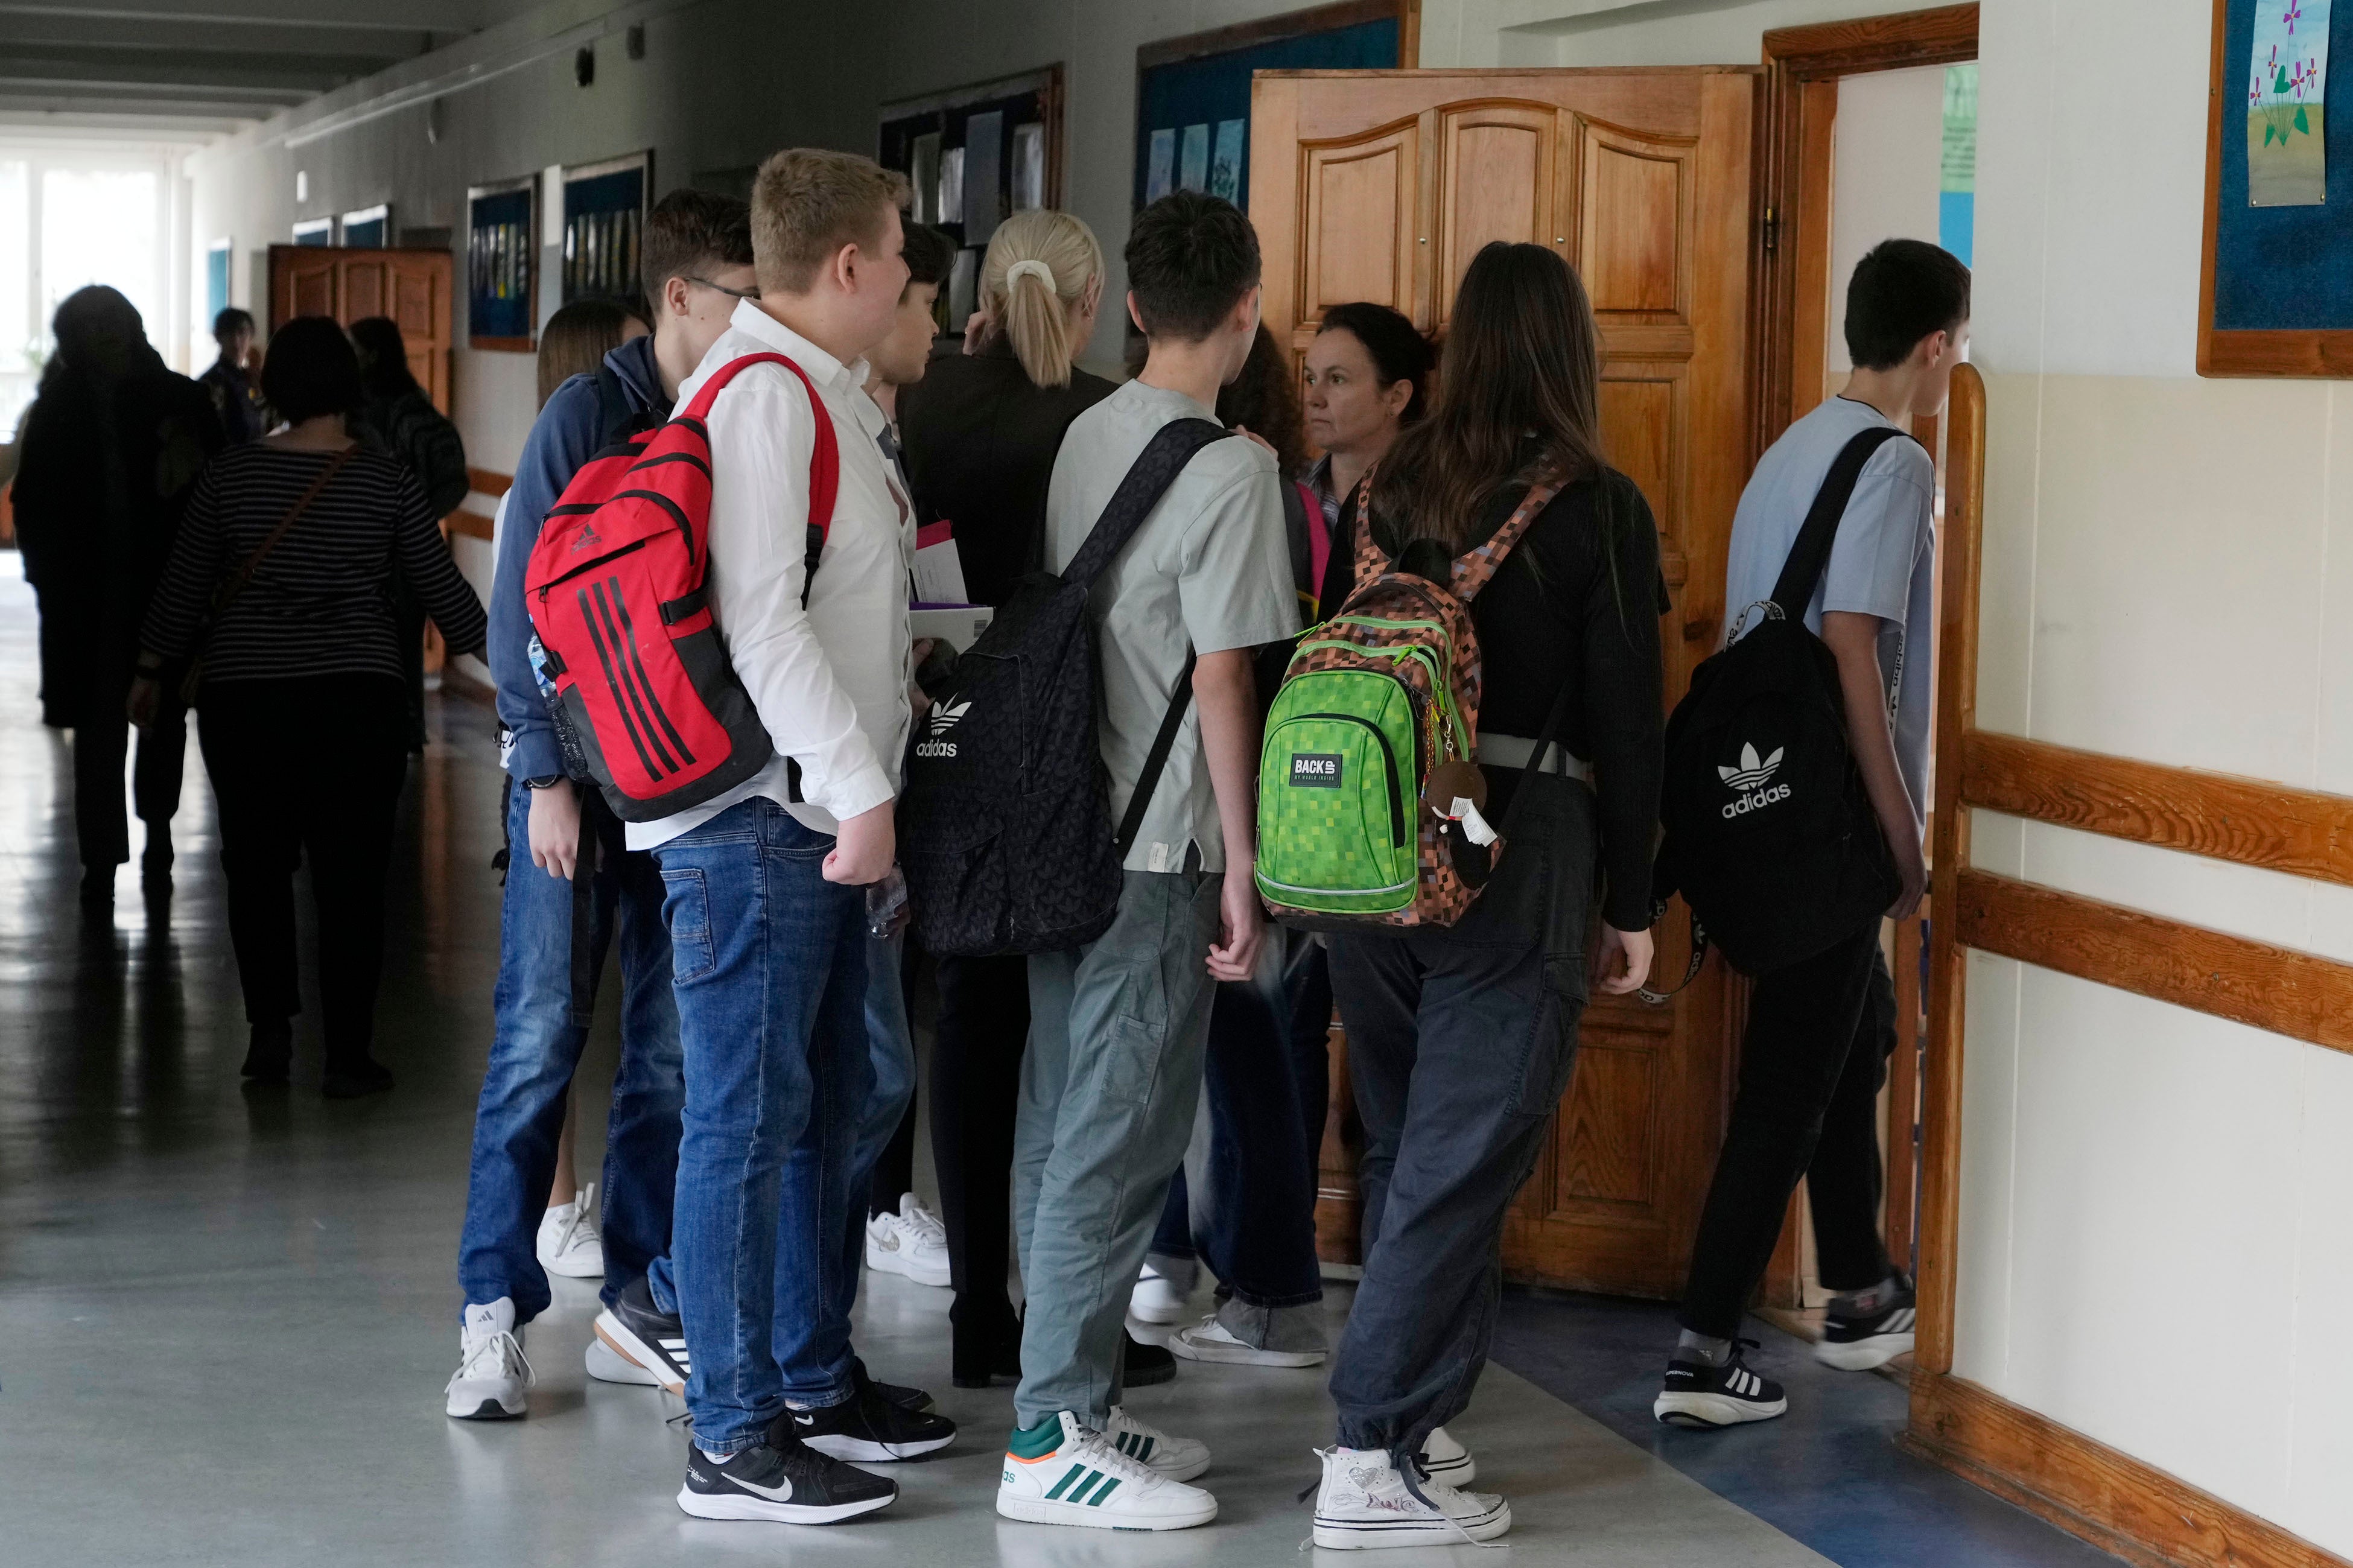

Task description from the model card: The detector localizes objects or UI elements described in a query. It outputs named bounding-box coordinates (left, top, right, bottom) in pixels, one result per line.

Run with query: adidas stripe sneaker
left=593, top=1274, right=690, bottom=1396
left=1653, top=1339, right=1788, bottom=1427
left=1310, top=1446, right=1510, bottom=1549
left=444, top=1297, right=533, bottom=1420
left=997, top=1411, right=1218, bottom=1531
left=1103, top=1404, right=1210, bottom=1481
left=677, top=1436, right=896, bottom=1525
left=1816, top=1278, right=1918, bottom=1371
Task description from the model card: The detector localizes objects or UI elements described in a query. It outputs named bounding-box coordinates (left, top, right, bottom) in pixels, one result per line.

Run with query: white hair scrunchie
left=1005, top=258, right=1056, bottom=290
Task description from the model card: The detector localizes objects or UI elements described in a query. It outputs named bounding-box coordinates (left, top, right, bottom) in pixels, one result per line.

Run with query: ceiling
left=0, top=0, right=522, bottom=137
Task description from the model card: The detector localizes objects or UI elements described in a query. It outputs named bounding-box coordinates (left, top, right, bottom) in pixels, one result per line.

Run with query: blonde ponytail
left=980, top=209, right=1103, bottom=390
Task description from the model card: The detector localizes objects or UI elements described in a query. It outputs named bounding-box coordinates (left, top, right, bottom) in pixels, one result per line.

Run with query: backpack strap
left=1767, top=425, right=1917, bottom=619
left=591, top=363, right=641, bottom=449
left=1116, top=645, right=1198, bottom=860
left=1350, top=470, right=1384, bottom=589
left=1059, top=417, right=1231, bottom=589
left=678, top=351, right=842, bottom=610
left=1451, top=471, right=1564, bottom=602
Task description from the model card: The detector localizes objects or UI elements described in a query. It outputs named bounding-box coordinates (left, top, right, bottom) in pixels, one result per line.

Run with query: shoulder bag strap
left=1768, top=425, right=1916, bottom=618
left=177, top=445, right=355, bottom=705
left=1059, top=418, right=1231, bottom=591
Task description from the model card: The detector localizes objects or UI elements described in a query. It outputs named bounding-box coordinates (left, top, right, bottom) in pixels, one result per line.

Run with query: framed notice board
left=563, top=151, right=651, bottom=307
left=2201, top=0, right=2353, bottom=375
left=1134, top=0, right=1416, bottom=216
left=467, top=177, right=538, bottom=351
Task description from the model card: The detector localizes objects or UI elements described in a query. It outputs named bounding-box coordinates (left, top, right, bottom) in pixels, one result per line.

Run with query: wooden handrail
left=468, top=467, right=512, bottom=498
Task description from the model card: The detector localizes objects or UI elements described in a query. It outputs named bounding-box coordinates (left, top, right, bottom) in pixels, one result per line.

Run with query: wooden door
left=267, top=244, right=454, bottom=414
left=1254, top=66, right=1757, bottom=1300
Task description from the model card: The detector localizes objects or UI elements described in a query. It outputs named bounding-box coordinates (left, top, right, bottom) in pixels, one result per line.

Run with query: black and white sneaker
left=854, top=1357, right=935, bottom=1414
left=594, top=1275, right=690, bottom=1396
left=1653, top=1339, right=1788, bottom=1427
left=1123, top=1330, right=1176, bottom=1388
left=778, top=1365, right=957, bottom=1461
left=1816, top=1278, right=1917, bottom=1371
left=677, top=1437, right=897, bottom=1524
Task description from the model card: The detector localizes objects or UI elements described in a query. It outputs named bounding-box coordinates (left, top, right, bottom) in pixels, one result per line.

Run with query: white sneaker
left=864, top=1193, right=951, bottom=1288
left=536, top=1182, right=605, bottom=1280
left=585, top=1336, right=659, bottom=1386
left=1103, top=1405, right=1210, bottom=1481
left=997, top=1411, right=1218, bottom=1531
left=1421, top=1426, right=1476, bottom=1485
left=1168, top=1304, right=1328, bottom=1368
left=1128, top=1259, right=1196, bottom=1325
left=445, top=1298, right=534, bottom=1420
left=1311, top=1446, right=1510, bottom=1549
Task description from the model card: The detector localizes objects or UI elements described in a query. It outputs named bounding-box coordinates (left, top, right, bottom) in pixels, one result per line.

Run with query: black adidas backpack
left=1653, top=427, right=1914, bottom=977
left=898, top=419, right=1232, bottom=956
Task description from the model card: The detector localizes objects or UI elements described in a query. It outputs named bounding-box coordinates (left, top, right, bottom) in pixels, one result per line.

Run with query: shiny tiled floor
left=0, top=555, right=2103, bottom=1567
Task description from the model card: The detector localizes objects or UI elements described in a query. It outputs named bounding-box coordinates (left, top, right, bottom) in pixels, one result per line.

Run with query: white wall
left=1827, top=65, right=1944, bottom=376
left=1957, top=0, right=2353, bottom=1554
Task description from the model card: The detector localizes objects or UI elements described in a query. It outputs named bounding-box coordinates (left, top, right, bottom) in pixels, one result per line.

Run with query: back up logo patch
left=1291, top=753, right=1342, bottom=788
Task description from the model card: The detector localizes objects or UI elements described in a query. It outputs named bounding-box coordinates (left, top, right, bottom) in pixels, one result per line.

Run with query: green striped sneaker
left=1103, top=1405, right=1210, bottom=1481
left=998, top=1412, right=1218, bottom=1531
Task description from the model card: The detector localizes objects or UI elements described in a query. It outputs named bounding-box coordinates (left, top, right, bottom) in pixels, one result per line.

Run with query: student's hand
left=1207, top=866, right=1265, bottom=983
left=907, top=638, right=937, bottom=723
left=825, top=800, right=897, bottom=886
left=529, top=782, right=582, bottom=881
left=1233, top=424, right=1277, bottom=460
left=1887, top=836, right=1928, bottom=923
left=1593, top=924, right=1655, bottom=996
left=962, top=307, right=994, bottom=355
left=127, top=676, right=163, bottom=730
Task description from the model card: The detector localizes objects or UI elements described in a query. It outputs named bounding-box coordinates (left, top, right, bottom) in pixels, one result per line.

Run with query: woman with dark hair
left=350, top=314, right=469, bottom=750
left=133, top=316, right=487, bottom=1098
left=10, top=284, right=221, bottom=914
left=1307, top=244, right=1666, bottom=1548
left=1304, top=301, right=1435, bottom=619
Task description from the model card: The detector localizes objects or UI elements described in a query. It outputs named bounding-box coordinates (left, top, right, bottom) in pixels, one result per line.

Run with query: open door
left=1253, top=66, right=1758, bottom=1300
left=267, top=244, right=454, bottom=414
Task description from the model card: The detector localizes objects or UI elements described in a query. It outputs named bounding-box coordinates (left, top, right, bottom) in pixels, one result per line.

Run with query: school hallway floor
left=0, top=556, right=2123, bottom=1568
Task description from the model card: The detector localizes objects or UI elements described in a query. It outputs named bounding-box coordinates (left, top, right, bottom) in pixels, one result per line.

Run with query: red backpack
left=524, top=352, right=839, bottom=821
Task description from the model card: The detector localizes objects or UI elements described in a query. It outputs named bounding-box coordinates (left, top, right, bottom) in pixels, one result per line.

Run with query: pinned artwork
left=1146, top=128, right=1176, bottom=202
left=1209, top=118, right=1245, bottom=203
left=1178, top=122, right=1210, bottom=192
left=2248, top=0, right=2331, bottom=205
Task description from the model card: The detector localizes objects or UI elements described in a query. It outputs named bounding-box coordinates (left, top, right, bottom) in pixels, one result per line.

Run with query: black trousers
left=1677, top=923, right=1898, bottom=1339
left=869, top=940, right=919, bottom=1219
left=74, top=706, right=186, bottom=871
left=927, top=950, right=1030, bottom=1366
left=197, top=675, right=409, bottom=1065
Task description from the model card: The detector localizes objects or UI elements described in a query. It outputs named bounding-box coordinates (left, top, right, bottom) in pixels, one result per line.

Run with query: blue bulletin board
left=562, top=153, right=650, bottom=307
left=2202, top=0, right=2353, bottom=373
left=467, top=178, right=537, bottom=351
left=1134, top=1, right=1409, bottom=216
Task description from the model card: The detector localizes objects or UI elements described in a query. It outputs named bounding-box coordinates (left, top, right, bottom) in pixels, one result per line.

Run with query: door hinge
left=1762, top=205, right=1779, bottom=253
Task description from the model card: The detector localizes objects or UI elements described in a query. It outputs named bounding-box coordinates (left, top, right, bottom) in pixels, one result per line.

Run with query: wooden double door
left=1251, top=68, right=1757, bottom=1299
left=267, top=244, right=454, bottom=414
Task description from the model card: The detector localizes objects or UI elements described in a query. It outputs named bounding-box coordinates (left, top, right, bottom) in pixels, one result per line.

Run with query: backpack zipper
left=1289, top=710, right=1408, bottom=848
left=533, top=535, right=647, bottom=603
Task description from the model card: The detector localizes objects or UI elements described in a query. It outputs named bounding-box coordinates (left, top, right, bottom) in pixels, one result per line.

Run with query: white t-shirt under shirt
left=626, top=301, right=915, bottom=851
left=1721, top=394, right=1935, bottom=834
left=1044, top=378, right=1299, bottom=875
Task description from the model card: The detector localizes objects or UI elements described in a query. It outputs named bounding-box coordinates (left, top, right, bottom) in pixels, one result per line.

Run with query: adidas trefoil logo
left=1718, top=742, right=1783, bottom=790
left=929, top=696, right=971, bottom=736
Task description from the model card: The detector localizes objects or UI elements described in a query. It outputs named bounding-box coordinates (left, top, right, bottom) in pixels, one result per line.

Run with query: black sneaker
left=1124, top=1330, right=1176, bottom=1388
left=1816, top=1277, right=1917, bottom=1371
left=778, top=1365, right=957, bottom=1461
left=595, top=1274, right=690, bottom=1395
left=854, top=1356, right=934, bottom=1413
left=1653, top=1339, right=1788, bottom=1427
left=677, top=1436, right=896, bottom=1524
left=240, top=1020, right=293, bottom=1085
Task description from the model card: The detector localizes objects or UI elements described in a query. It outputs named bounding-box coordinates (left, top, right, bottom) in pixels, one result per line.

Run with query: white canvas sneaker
left=444, top=1297, right=534, bottom=1420
left=1421, top=1425, right=1476, bottom=1485
left=536, top=1182, right=605, bottom=1280
left=1127, top=1257, right=1196, bottom=1325
left=1310, top=1446, right=1510, bottom=1549
left=585, top=1336, right=659, bottom=1386
left=1102, top=1405, right=1211, bottom=1481
left=863, top=1193, right=951, bottom=1287
left=997, top=1411, right=1218, bottom=1531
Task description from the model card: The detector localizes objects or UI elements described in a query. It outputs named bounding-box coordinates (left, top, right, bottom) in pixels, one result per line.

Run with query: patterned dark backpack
left=898, top=420, right=1231, bottom=956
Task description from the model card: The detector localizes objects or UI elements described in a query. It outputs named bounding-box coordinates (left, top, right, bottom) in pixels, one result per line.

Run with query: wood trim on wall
left=468, top=468, right=512, bottom=498
left=1753, top=4, right=1978, bottom=455
left=1910, top=1373, right=2349, bottom=1568
left=1137, top=0, right=1418, bottom=72
left=1963, top=731, right=2353, bottom=887
left=447, top=510, right=495, bottom=542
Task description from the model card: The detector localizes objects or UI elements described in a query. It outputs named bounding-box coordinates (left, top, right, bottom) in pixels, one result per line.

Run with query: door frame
left=1750, top=4, right=1978, bottom=459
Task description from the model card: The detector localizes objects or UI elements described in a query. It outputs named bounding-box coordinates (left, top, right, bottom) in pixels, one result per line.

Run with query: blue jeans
left=655, top=798, right=870, bottom=1456
left=1149, top=926, right=1329, bottom=1307
left=457, top=781, right=682, bottom=1324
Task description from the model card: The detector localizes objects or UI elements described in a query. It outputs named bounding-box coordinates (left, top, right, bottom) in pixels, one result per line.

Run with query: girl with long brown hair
left=1310, top=242, right=1666, bottom=1547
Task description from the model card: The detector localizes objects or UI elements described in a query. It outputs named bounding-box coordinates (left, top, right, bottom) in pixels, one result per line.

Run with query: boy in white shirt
left=638, top=148, right=952, bottom=1526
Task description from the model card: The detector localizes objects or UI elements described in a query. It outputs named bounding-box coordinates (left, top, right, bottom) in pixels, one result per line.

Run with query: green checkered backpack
left=1255, top=471, right=1563, bottom=930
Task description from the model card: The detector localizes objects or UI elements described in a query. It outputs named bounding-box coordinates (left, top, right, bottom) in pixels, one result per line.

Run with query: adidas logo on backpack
left=915, top=697, right=970, bottom=758
left=1717, top=743, right=1791, bottom=817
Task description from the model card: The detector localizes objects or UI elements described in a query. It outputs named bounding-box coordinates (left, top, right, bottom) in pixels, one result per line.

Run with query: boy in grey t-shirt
left=996, top=193, right=1297, bottom=1533
left=1655, top=239, right=1969, bottom=1432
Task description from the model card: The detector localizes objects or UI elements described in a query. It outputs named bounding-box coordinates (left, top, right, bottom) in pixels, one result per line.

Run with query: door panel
left=1435, top=101, right=1558, bottom=323
left=1257, top=66, right=1758, bottom=1300
left=266, top=245, right=453, bottom=415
